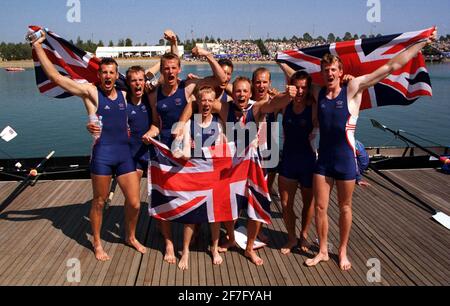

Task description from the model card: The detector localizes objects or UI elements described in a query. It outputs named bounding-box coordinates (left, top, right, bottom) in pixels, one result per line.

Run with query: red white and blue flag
left=147, top=138, right=272, bottom=225
left=29, top=25, right=126, bottom=99
left=277, top=27, right=435, bottom=110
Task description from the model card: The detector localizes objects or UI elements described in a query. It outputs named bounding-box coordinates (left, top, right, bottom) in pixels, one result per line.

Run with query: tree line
left=2, top=33, right=449, bottom=61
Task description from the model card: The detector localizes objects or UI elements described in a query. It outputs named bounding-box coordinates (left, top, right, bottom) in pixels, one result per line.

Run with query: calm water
left=0, top=62, right=449, bottom=158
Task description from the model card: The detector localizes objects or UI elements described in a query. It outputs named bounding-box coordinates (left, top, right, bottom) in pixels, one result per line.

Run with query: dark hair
left=126, top=65, right=145, bottom=80
left=289, top=70, right=312, bottom=87
left=252, top=67, right=271, bottom=83
left=218, top=58, right=233, bottom=70
left=160, top=52, right=181, bottom=71
left=98, top=57, right=118, bottom=72
left=290, top=70, right=313, bottom=102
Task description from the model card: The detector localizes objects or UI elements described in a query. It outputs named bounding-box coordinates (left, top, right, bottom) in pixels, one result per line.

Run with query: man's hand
left=342, top=74, right=355, bottom=84
left=31, top=30, right=46, bottom=46
left=268, top=87, right=280, bottom=98
left=428, top=27, right=438, bottom=45
left=86, top=122, right=100, bottom=135
left=192, top=46, right=209, bottom=58
left=285, top=85, right=298, bottom=99
left=164, top=29, right=177, bottom=44
left=187, top=73, right=201, bottom=80
left=357, top=180, right=371, bottom=187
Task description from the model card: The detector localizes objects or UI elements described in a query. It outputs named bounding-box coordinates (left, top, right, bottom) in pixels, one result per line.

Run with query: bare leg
left=219, top=220, right=236, bottom=252
left=245, top=220, right=263, bottom=265
left=160, top=220, right=176, bottom=264
left=305, top=174, right=333, bottom=267
left=279, top=176, right=299, bottom=255
left=336, top=180, right=355, bottom=271
left=117, top=171, right=146, bottom=254
left=179, top=224, right=195, bottom=270
left=210, top=223, right=223, bottom=265
left=299, top=187, right=314, bottom=252
left=268, top=172, right=278, bottom=197
left=90, top=174, right=112, bottom=261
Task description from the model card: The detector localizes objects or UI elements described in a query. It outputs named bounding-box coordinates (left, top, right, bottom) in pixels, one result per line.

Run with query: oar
left=370, top=119, right=442, bottom=159
left=370, top=119, right=450, bottom=230
left=104, top=176, right=117, bottom=211
left=0, top=151, right=55, bottom=213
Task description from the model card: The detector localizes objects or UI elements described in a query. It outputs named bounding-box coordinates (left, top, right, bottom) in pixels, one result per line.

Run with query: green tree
left=303, top=32, right=313, bottom=42
left=327, top=33, right=336, bottom=43
left=336, top=36, right=342, bottom=42
left=98, top=40, right=104, bottom=47
left=125, top=38, right=133, bottom=46
left=108, top=40, right=114, bottom=47
left=343, top=32, right=353, bottom=41
left=353, top=34, right=359, bottom=40
left=118, top=39, right=125, bottom=46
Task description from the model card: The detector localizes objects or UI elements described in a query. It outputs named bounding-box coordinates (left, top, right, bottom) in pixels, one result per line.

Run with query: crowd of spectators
left=184, top=37, right=450, bottom=62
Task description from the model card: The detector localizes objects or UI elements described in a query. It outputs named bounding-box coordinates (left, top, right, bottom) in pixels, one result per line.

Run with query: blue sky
left=1, top=0, right=449, bottom=43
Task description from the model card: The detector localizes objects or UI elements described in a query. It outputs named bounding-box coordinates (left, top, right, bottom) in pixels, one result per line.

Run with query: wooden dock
left=0, top=168, right=448, bottom=286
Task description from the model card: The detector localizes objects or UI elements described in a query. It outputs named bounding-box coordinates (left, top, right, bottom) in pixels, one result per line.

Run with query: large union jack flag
left=29, top=25, right=126, bottom=99
left=277, top=27, right=435, bottom=110
left=147, top=138, right=272, bottom=225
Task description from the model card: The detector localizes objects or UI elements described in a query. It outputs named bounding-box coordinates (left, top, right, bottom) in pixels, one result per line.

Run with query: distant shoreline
left=2, top=57, right=448, bottom=69
left=0, top=58, right=276, bottom=69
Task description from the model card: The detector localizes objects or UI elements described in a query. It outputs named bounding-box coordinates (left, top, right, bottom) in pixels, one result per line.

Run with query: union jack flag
left=29, top=25, right=126, bottom=99
left=277, top=27, right=435, bottom=110
left=147, top=138, right=272, bottom=225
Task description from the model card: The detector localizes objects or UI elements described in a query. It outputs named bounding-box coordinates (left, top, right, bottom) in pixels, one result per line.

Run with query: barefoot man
left=32, top=31, right=147, bottom=261
left=305, top=29, right=437, bottom=270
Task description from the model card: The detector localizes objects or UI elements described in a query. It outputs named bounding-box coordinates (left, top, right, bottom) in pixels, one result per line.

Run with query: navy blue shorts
left=90, top=144, right=136, bottom=176
left=278, top=153, right=315, bottom=188
left=130, top=142, right=149, bottom=171
left=314, top=161, right=357, bottom=181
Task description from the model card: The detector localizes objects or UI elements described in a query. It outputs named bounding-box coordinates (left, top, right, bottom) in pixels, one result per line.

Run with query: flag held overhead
left=277, top=27, right=435, bottom=110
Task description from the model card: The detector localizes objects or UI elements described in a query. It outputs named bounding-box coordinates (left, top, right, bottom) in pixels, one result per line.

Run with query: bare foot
left=211, top=248, right=223, bottom=265
left=164, top=243, right=176, bottom=264
left=299, top=236, right=311, bottom=252
left=218, top=239, right=236, bottom=253
left=126, top=238, right=147, bottom=254
left=245, top=249, right=263, bottom=266
left=305, top=252, right=329, bottom=267
left=281, top=238, right=298, bottom=255
left=339, top=252, right=352, bottom=271
left=93, top=244, right=111, bottom=262
left=178, top=252, right=189, bottom=270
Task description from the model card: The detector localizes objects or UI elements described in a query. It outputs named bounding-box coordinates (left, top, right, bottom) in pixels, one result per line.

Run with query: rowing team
left=31, top=28, right=437, bottom=271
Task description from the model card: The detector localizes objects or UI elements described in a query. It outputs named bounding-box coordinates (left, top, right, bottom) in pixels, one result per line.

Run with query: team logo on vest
left=320, top=103, right=326, bottom=109
left=104, top=105, right=111, bottom=110
left=131, top=110, right=137, bottom=115
left=141, top=105, right=147, bottom=112
left=175, top=98, right=182, bottom=106
left=161, top=104, right=168, bottom=109
left=336, top=100, right=344, bottom=109
left=119, top=103, right=126, bottom=110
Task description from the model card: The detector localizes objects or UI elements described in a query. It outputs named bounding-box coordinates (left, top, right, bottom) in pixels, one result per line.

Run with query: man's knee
left=92, top=196, right=107, bottom=209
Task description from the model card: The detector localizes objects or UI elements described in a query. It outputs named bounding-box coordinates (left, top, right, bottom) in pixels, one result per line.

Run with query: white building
left=95, top=45, right=184, bottom=58
left=195, top=43, right=222, bottom=54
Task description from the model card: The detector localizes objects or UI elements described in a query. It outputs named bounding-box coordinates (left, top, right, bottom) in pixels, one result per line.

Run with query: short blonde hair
left=321, top=54, right=343, bottom=71
left=195, top=85, right=216, bottom=100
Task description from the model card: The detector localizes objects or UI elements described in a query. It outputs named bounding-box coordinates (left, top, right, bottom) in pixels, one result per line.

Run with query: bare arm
left=259, top=86, right=297, bottom=114
left=33, top=31, right=93, bottom=99
left=185, top=47, right=227, bottom=96
left=142, top=91, right=160, bottom=143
